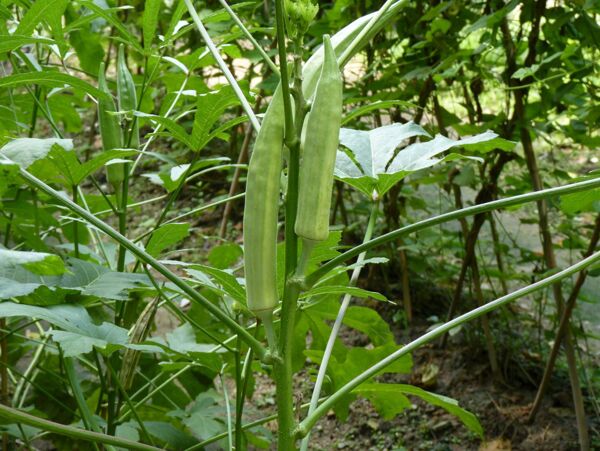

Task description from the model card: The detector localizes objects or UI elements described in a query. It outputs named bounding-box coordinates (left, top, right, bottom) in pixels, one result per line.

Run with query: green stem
left=116, top=163, right=131, bottom=273
left=0, top=403, right=160, bottom=451
left=300, top=200, right=378, bottom=451
left=274, top=0, right=295, bottom=147
left=296, top=247, right=600, bottom=437
left=235, top=345, right=254, bottom=450
left=63, top=356, right=105, bottom=451
left=8, top=164, right=267, bottom=360
left=104, top=358, right=155, bottom=446
left=274, top=282, right=302, bottom=450
left=71, top=187, right=79, bottom=258
left=257, top=311, right=278, bottom=354
left=188, top=397, right=326, bottom=450
left=306, top=177, right=600, bottom=286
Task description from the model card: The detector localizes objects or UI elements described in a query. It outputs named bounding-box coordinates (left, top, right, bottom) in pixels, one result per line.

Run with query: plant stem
left=300, top=200, right=378, bottom=451
left=296, top=247, right=600, bottom=437
left=116, top=163, right=131, bottom=273
left=274, top=283, right=301, bottom=450
left=62, top=356, right=105, bottom=451
left=306, top=177, right=600, bottom=286
left=0, top=403, right=160, bottom=451
left=274, top=0, right=295, bottom=148
left=71, top=186, right=80, bottom=259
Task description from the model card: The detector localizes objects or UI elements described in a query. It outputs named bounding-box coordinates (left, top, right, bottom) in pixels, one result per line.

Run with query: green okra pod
left=295, top=35, right=343, bottom=243
left=243, top=87, right=285, bottom=316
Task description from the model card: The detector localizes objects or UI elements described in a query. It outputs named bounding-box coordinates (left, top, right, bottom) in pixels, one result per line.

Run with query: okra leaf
left=305, top=343, right=413, bottom=421
left=0, top=138, right=73, bottom=168
left=336, top=125, right=499, bottom=197
left=186, top=265, right=246, bottom=304
left=28, top=145, right=137, bottom=187
left=143, top=0, right=162, bottom=52
left=0, top=35, right=55, bottom=53
left=207, top=243, right=243, bottom=270
left=14, top=0, right=68, bottom=36
left=78, top=1, right=143, bottom=54
left=354, top=383, right=483, bottom=437
left=82, top=272, right=151, bottom=301
left=300, top=285, right=387, bottom=302
left=0, top=255, right=152, bottom=302
left=0, top=302, right=129, bottom=356
left=0, top=72, right=110, bottom=101
left=146, top=223, right=190, bottom=258
left=0, top=161, right=19, bottom=199
left=191, top=85, right=249, bottom=151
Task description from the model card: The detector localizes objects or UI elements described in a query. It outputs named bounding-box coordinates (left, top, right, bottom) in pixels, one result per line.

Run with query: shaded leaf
left=146, top=223, right=190, bottom=258
left=354, top=383, right=483, bottom=437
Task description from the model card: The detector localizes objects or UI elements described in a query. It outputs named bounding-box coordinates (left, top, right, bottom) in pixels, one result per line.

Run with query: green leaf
left=143, top=0, right=162, bottom=51
left=146, top=223, right=190, bottom=258
left=354, top=383, right=483, bottom=437
left=29, top=145, right=137, bottom=186
left=306, top=296, right=395, bottom=346
left=82, top=272, right=151, bottom=301
left=0, top=256, right=151, bottom=302
left=191, top=85, right=245, bottom=151
left=301, top=285, right=387, bottom=302
left=336, top=125, right=497, bottom=196
left=1, top=138, right=73, bottom=168
left=144, top=422, right=197, bottom=449
left=561, top=188, right=600, bottom=215
left=178, top=392, right=225, bottom=440
left=0, top=249, right=65, bottom=276
left=78, top=1, right=143, bottom=54
left=0, top=303, right=129, bottom=356
left=0, top=35, right=55, bottom=53
left=0, top=161, right=19, bottom=199
left=15, top=0, right=68, bottom=36
left=305, top=343, right=412, bottom=420
left=207, top=243, right=243, bottom=269
left=0, top=72, right=109, bottom=101
left=186, top=265, right=246, bottom=304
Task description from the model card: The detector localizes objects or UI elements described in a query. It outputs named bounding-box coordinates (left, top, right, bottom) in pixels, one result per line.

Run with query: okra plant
left=0, top=0, right=598, bottom=450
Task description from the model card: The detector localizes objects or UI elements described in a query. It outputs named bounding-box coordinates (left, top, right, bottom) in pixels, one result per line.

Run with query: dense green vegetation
left=0, top=0, right=598, bottom=449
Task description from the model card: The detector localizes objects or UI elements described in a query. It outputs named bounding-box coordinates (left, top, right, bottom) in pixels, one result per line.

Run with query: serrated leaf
left=146, top=223, right=190, bottom=258
left=192, top=85, right=245, bottom=151
left=0, top=72, right=109, bottom=101
left=186, top=265, right=246, bottom=304
left=0, top=303, right=129, bottom=356
left=179, top=392, right=225, bottom=440
left=301, top=285, right=387, bottom=302
left=0, top=35, right=55, bottom=53
left=15, top=0, right=68, bottom=36
left=143, top=0, right=162, bottom=51
left=78, top=1, right=143, bottom=54
left=354, top=383, right=483, bottom=437
left=83, top=272, right=151, bottom=300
